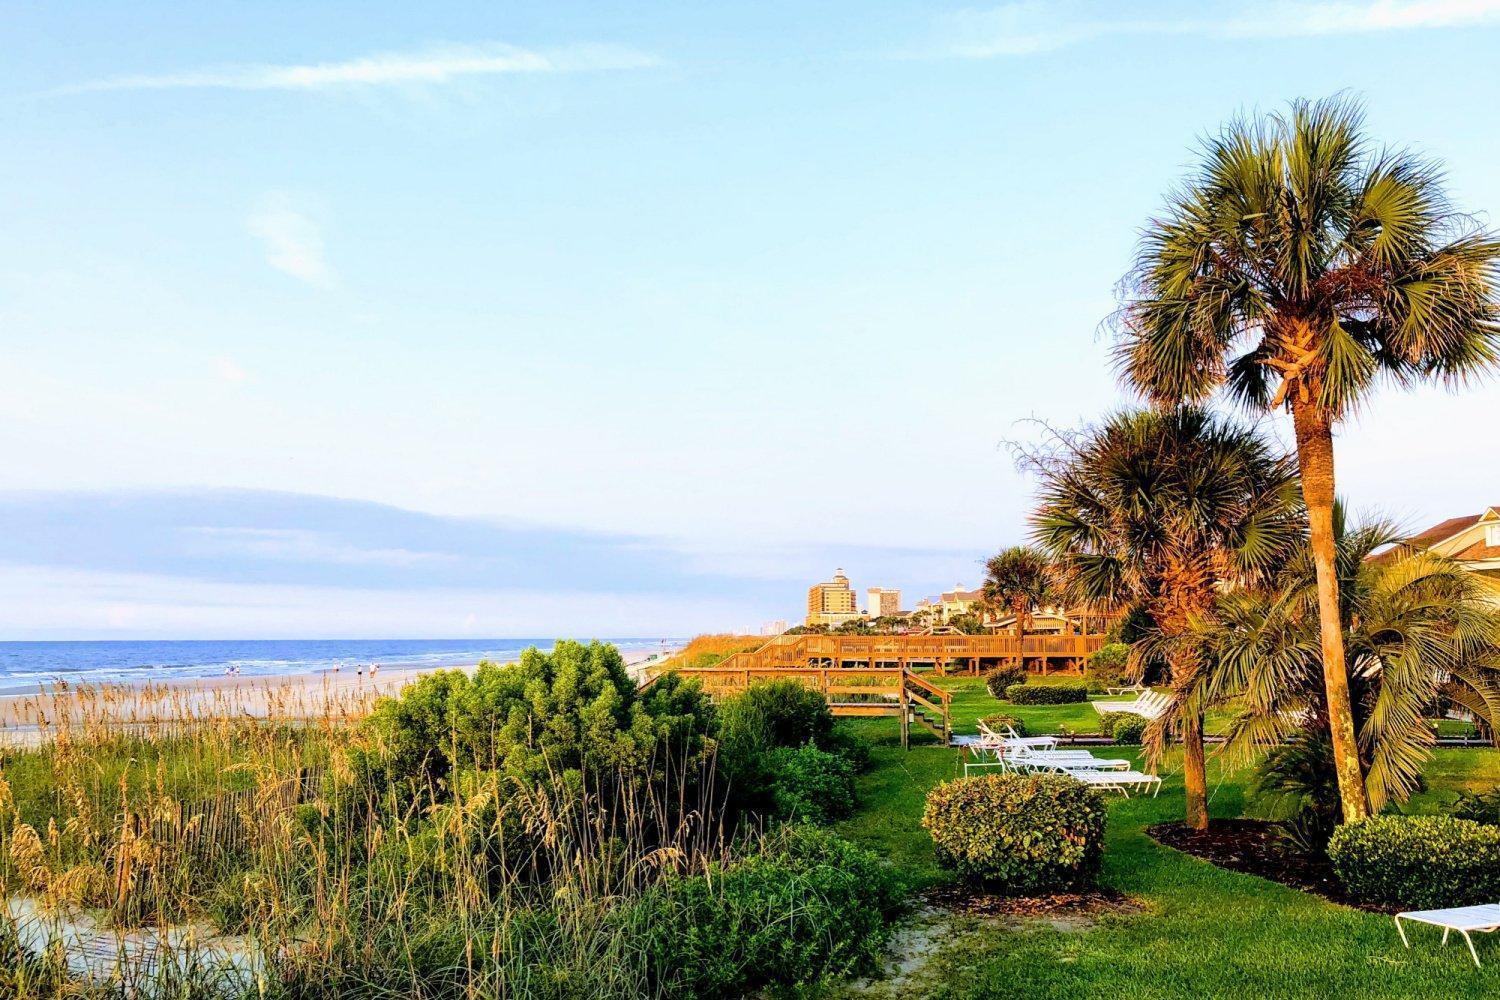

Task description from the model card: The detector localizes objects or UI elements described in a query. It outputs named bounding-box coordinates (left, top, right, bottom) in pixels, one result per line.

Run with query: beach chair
left=1060, top=767, right=1163, bottom=797
left=1090, top=689, right=1169, bottom=719
left=1006, top=748, right=1132, bottom=772
left=1394, top=905, right=1500, bottom=967
left=976, top=719, right=1058, bottom=749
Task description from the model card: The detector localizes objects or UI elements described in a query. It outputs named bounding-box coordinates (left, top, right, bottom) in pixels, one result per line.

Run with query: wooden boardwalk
left=713, top=631, right=1106, bottom=675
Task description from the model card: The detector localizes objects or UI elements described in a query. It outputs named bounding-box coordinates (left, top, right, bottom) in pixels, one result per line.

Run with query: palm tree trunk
left=1291, top=398, right=1370, bottom=822
left=1182, top=710, right=1208, bottom=831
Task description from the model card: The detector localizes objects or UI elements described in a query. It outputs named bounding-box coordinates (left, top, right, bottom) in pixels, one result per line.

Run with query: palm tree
left=1195, top=507, right=1500, bottom=822
left=1028, top=407, right=1303, bottom=830
left=982, top=546, right=1054, bottom=669
left=1116, top=96, right=1500, bottom=822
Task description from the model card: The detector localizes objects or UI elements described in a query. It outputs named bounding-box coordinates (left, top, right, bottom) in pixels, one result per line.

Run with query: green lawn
left=832, top=685, right=1500, bottom=998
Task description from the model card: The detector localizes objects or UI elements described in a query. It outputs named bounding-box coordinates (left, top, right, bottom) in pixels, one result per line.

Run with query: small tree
left=982, top=546, right=1055, bottom=668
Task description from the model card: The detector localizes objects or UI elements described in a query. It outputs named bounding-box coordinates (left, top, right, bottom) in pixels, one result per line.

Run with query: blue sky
left=4, top=1, right=1500, bottom=638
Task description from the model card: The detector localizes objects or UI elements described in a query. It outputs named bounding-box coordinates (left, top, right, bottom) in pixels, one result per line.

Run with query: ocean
left=0, top=638, right=681, bottom=696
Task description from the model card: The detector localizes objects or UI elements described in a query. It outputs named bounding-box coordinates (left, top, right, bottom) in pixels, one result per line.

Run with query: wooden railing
left=711, top=632, right=1106, bottom=674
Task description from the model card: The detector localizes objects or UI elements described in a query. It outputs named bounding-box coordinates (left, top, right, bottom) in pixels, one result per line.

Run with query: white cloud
left=66, top=42, right=657, bottom=93
left=247, top=194, right=330, bottom=287
left=183, top=527, right=459, bottom=568
left=939, top=0, right=1500, bottom=58
left=214, top=357, right=248, bottom=383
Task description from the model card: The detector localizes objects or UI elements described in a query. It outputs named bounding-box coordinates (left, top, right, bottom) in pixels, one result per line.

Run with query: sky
left=4, top=0, right=1500, bottom=638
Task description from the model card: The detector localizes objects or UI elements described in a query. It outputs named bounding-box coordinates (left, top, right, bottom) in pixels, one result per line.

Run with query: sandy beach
left=0, top=646, right=674, bottom=747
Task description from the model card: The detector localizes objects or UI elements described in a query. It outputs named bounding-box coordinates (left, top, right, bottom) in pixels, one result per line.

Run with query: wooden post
left=899, top=671, right=910, bottom=750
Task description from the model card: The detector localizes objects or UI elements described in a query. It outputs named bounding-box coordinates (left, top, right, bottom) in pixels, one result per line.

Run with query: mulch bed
left=1147, top=818, right=1394, bottom=913
left=920, top=884, right=1141, bottom=919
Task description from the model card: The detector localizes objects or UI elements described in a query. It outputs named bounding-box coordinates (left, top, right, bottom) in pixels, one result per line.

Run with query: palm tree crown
left=981, top=546, right=1054, bottom=637
left=1117, top=95, right=1499, bottom=416
left=1027, top=406, right=1304, bottom=830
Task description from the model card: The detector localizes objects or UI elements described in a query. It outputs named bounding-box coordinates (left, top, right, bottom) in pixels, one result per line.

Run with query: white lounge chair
left=976, top=720, right=1058, bottom=749
left=962, top=745, right=1131, bottom=778
left=1395, top=904, right=1500, bottom=967
left=1091, top=689, right=1169, bottom=719
left=1058, top=767, right=1163, bottom=797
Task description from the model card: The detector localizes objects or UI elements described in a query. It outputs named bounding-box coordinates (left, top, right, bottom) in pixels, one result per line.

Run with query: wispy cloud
left=64, top=42, right=658, bottom=94
left=247, top=194, right=329, bottom=287
left=938, top=0, right=1500, bottom=58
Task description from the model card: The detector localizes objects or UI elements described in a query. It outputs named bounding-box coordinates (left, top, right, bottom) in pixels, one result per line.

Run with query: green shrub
left=922, top=773, right=1107, bottom=892
left=1328, top=815, right=1500, bottom=908
left=980, top=713, right=1028, bottom=738
left=361, top=641, right=716, bottom=792
left=1096, top=710, right=1146, bottom=742
left=1110, top=715, right=1148, bottom=744
left=825, top=723, right=874, bottom=772
left=1085, top=642, right=1131, bottom=693
left=1005, top=682, right=1089, bottom=705
left=766, top=744, right=856, bottom=825
left=636, top=825, right=905, bottom=996
left=718, top=680, right=834, bottom=759
left=1454, top=787, right=1500, bottom=825
left=985, top=664, right=1028, bottom=698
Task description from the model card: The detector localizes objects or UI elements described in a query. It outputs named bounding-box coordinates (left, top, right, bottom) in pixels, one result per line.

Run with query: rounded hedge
left=921, top=773, right=1107, bottom=893
left=1327, top=815, right=1500, bottom=909
left=1005, top=682, right=1089, bottom=705
left=1096, top=710, right=1146, bottom=743
left=1110, top=715, right=1148, bottom=744
left=984, top=665, right=1028, bottom=699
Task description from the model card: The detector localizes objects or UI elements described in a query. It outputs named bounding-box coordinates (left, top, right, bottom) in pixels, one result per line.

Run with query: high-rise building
left=760, top=619, right=788, bottom=636
left=807, top=568, right=861, bottom=626
left=866, top=588, right=902, bottom=618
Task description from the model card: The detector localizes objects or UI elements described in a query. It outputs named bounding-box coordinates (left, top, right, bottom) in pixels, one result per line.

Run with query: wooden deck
left=712, top=631, right=1106, bottom=675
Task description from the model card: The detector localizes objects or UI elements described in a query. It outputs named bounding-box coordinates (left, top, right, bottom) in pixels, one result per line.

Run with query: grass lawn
left=832, top=680, right=1500, bottom=998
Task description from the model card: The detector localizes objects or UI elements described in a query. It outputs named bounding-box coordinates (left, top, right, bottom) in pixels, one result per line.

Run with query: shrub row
left=1328, top=815, right=1500, bottom=909
left=922, top=773, right=1107, bottom=893
left=1004, top=682, right=1089, bottom=705
left=984, top=664, right=1028, bottom=699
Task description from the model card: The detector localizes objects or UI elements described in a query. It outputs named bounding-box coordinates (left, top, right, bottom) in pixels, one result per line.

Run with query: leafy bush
left=1096, top=710, right=1146, bottom=742
left=635, top=825, right=905, bottom=997
left=922, top=773, right=1107, bottom=892
left=1005, top=682, right=1089, bottom=705
left=825, top=723, right=874, bottom=772
left=718, top=680, right=834, bottom=760
left=1454, top=787, right=1500, bottom=825
left=1110, top=714, right=1148, bottom=744
left=1085, top=643, right=1131, bottom=693
left=1252, top=729, right=1340, bottom=853
left=766, top=744, right=856, bottom=825
left=360, top=641, right=716, bottom=792
left=1328, top=815, right=1500, bottom=908
left=985, top=664, right=1028, bottom=698
left=980, top=713, right=1028, bottom=737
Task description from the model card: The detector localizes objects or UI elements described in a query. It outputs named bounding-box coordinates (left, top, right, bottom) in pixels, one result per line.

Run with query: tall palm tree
left=1116, top=96, right=1500, bottom=822
left=1195, top=507, right=1500, bottom=817
left=982, top=546, right=1054, bottom=668
left=1028, top=407, right=1303, bottom=830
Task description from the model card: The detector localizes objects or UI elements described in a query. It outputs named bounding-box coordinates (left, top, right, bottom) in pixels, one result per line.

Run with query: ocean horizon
left=0, top=637, right=685, bottom=695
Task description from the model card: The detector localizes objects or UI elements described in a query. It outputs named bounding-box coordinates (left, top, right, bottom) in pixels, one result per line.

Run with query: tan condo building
left=807, top=569, right=862, bottom=626
left=867, top=588, right=902, bottom=618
